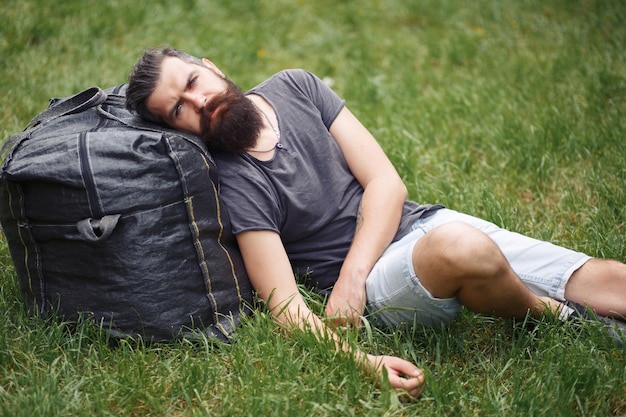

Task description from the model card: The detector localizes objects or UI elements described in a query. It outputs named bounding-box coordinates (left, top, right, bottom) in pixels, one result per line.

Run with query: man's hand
left=367, top=354, right=426, bottom=399
left=325, top=273, right=367, bottom=327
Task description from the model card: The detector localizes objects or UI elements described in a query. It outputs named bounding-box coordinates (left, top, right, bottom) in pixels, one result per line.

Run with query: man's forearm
left=339, top=175, right=406, bottom=285
left=325, top=176, right=406, bottom=325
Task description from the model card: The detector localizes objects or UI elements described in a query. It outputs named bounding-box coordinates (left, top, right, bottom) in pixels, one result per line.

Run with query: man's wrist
left=338, top=262, right=370, bottom=286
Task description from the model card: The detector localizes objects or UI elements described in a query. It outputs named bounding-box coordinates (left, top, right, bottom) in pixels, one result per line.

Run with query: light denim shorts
left=365, top=209, right=591, bottom=327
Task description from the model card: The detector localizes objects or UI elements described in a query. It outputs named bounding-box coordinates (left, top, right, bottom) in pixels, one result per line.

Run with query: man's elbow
left=393, top=177, right=408, bottom=201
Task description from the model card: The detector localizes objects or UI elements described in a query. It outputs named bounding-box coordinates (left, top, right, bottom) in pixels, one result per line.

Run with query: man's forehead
left=158, top=57, right=191, bottom=92
left=161, top=56, right=188, bottom=76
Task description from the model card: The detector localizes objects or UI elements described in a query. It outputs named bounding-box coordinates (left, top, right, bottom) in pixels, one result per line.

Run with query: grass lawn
left=1, top=0, right=625, bottom=415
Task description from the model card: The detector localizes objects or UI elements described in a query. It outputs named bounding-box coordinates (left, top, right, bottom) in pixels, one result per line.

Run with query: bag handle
left=25, top=87, right=107, bottom=129
left=76, top=215, right=121, bottom=242
left=1, top=87, right=108, bottom=168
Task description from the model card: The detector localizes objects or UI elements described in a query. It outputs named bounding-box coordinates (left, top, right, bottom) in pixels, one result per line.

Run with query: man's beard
left=200, top=81, right=263, bottom=153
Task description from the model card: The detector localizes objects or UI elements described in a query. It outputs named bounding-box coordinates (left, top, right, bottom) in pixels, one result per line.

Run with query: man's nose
left=186, top=93, right=207, bottom=112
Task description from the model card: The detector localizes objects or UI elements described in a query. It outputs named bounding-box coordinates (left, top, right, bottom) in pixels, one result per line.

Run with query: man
left=126, top=47, right=626, bottom=398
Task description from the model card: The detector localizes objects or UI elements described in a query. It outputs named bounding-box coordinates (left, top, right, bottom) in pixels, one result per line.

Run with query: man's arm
left=325, top=106, right=407, bottom=326
left=235, top=229, right=424, bottom=397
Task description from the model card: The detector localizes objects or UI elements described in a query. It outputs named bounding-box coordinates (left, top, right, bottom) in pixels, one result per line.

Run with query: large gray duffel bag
left=0, top=85, right=253, bottom=342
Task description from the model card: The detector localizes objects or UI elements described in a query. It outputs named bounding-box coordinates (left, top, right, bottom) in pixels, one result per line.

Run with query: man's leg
left=412, top=221, right=563, bottom=319
left=564, top=258, right=626, bottom=319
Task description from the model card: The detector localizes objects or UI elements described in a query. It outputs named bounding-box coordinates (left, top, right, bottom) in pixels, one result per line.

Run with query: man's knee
left=567, top=258, right=626, bottom=293
left=564, top=258, right=626, bottom=317
left=414, top=222, right=508, bottom=278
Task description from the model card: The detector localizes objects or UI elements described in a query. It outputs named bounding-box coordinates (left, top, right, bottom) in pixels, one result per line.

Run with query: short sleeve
left=250, top=69, right=345, bottom=129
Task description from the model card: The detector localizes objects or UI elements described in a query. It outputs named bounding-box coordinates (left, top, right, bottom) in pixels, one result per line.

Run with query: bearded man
left=126, top=47, right=626, bottom=399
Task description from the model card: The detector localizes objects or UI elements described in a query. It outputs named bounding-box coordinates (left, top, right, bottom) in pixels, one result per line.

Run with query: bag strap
left=1, top=87, right=108, bottom=165
left=25, top=87, right=107, bottom=129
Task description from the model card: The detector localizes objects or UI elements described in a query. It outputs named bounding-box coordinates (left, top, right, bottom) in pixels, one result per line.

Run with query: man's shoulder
left=213, top=151, right=244, bottom=169
left=213, top=152, right=259, bottom=179
left=251, top=69, right=320, bottom=93
left=267, top=68, right=316, bottom=82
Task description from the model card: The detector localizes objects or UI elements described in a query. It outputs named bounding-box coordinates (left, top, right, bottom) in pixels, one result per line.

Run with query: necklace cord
left=249, top=102, right=280, bottom=153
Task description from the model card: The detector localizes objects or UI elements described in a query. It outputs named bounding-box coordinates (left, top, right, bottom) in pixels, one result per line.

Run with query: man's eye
left=174, top=103, right=182, bottom=118
left=188, top=76, right=197, bottom=88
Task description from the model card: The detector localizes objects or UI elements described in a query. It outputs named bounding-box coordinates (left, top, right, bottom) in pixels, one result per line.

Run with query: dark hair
left=125, top=47, right=203, bottom=123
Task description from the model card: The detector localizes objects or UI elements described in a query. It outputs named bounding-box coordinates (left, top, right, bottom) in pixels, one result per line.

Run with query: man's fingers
left=392, top=374, right=425, bottom=399
left=383, top=357, right=426, bottom=398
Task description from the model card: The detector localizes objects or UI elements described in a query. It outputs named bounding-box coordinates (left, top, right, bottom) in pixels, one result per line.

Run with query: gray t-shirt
left=214, top=70, right=441, bottom=292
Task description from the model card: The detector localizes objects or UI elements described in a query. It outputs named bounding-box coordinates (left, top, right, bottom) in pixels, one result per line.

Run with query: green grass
left=1, top=0, right=625, bottom=415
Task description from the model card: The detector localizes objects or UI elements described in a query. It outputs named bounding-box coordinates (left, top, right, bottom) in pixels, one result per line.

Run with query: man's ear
left=202, top=58, right=226, bottom=78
